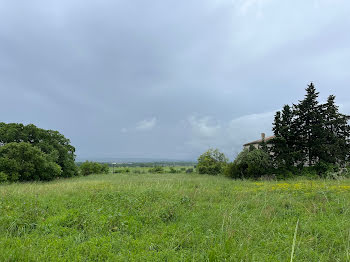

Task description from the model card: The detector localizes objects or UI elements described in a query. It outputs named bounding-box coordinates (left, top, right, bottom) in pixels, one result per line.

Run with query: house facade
left=243, top=133, right=275, bottom=150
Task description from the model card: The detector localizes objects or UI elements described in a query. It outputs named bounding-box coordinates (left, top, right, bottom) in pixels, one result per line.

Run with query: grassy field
left=1, top=171, right=350, bottom=261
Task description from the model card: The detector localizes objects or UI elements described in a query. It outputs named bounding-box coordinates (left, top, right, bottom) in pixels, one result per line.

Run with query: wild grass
left=1, top=171, right=350, bottom=261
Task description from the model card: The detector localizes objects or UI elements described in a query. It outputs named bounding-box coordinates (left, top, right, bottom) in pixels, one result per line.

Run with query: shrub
left=149, top=166, right=164, bottom=174
left=186, top=168, right=193, bottom=173
left=169, top=167, right=177, bottom=173
left=80, top=161, right=109, bottom=176
left=101, top=164, right=110, bottom=174
left=300, top=167, right=319, bottom=179
left=113, top=169, right=123, bottom=174
left=314, top=161, right=339, bottom=177
left=197, top=149, right=228, bottom=175
left=224, top=148, right=271, bottom=179
left=223, top=162, right=240, bottom=179
left=0, top=142, right=62, bottom=181
left=273, top=168, right=295, bottom=180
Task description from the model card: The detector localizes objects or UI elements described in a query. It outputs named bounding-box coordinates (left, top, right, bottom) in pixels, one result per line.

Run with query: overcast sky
left=1, top=0, right=350, bottom=161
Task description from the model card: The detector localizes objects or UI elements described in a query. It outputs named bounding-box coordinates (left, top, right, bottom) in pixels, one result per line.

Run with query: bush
left=80, top=161, right=109, bottom=176
left=197, top=149, right=228, bottom=175
left=0, top=142, right=62, bottom=181
left=113, top=169, right=123, bottom=174
left=223, top=162, right=240, bottom=179
left=224, top=148, right=271, bottom=179
left=273, top=168, right=295, bottom=180
left=186, top=168, right=193, bottom=173
left=101, top=164, right=110, bottom=174
left=169, top=167, right=177, bottom=173
left=149, top=166, right=164, bottom=174
left=314, top=161, right=340, bottom=177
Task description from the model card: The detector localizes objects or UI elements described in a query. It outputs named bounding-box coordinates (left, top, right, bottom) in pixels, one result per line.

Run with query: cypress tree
left=293, top=83, right=323, bottom=166
left=271, top=111, right=283, bottom=166
left=271, top=82, right=350, bottom=171
left=321, top=95, right=350, bottom=165
left=271, top=105, right=295, bottom=169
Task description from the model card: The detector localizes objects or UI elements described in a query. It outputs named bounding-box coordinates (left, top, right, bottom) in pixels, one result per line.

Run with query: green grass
left=1, top=171, right=350, bottom=261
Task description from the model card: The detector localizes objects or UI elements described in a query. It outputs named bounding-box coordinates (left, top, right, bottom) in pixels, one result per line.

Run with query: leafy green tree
left=197, top=148, right=228, bottom=175
left=0, top=142, right=62, bottom=181
left=225, top=149, right=271, bottom=179
left=0, top=123, right=77, bottom=178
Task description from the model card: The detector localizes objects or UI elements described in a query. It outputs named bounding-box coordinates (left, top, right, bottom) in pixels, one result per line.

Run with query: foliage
left=0, top=122, right=78, bottom=179
left=0, top=172, right=8, bottom=182
left=271, top=83, right=350, bottom=172
left=148, top=166, right=164, bottom=173
left=169, top=167, right=178, bottom=173
left=0, top=142, right=62, bottom=182
left=225, top=148, right=272, bottom=179
left=185, top=168, right=194, bottom=173
left=80, top=161, right=109, bottom=176
left=100, top=163, right=110, bottom=174
left=197, top=148, right=228, bottom=175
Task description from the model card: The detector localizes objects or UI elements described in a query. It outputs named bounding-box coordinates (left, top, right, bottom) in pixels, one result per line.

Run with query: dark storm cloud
left=1, top=0, right=350, bottom=160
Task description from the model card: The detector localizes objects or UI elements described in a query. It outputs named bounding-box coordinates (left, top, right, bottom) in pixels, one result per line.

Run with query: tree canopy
left=0, top=123, right=78, bottom=181
left=271, top=83, right=350, bottom=169
left=0, top=142, right=62, bottom=181
left=197, top=148, right=228, bottom=175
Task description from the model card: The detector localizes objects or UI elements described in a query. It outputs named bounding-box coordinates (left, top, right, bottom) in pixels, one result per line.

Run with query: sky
left=1, top=0, right=350, bottom=161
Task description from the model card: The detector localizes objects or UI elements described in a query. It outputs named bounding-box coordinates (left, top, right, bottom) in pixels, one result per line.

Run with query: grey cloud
left=0, top=0, right=349, bottom=160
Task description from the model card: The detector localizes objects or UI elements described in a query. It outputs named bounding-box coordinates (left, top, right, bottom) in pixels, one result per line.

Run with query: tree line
left=272, top=83, right=349, bottom=169
left=198, top=83, right=350, bottom=179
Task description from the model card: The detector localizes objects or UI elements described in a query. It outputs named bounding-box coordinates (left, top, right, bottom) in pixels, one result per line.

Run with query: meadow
left=1, top=169, right=350, bottom=261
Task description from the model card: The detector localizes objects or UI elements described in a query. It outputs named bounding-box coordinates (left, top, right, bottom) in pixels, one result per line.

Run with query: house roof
left=243, top=135, right=275, bottom=146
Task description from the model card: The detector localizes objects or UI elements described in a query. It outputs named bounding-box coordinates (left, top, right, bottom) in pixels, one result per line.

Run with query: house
left=243, top=133, right=275, bottom=150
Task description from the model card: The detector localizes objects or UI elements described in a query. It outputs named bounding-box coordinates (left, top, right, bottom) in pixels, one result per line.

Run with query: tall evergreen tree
left=293, top=83, right=323, bottom=166
left=271, top=105, right=295, bottom=168
left=271, top=82, right=350, bottom=170
left=321, top=95, right=350, bottom=165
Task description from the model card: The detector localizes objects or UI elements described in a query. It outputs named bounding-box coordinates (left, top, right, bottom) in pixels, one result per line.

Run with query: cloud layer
left=0, top=0, right=349, bottom=160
